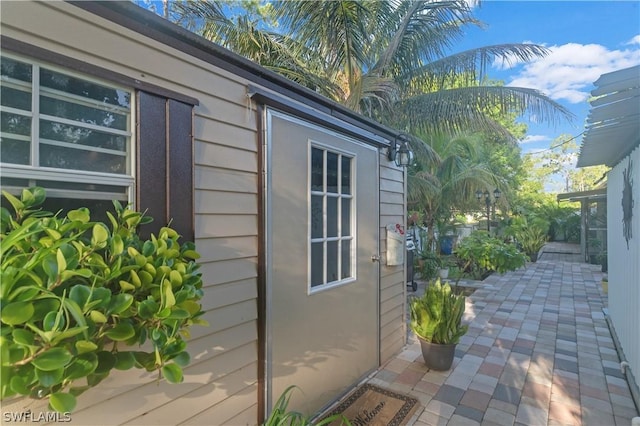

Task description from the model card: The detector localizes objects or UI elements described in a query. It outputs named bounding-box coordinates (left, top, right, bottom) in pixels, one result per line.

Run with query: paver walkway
left=367, top=244, right=639, bottom=425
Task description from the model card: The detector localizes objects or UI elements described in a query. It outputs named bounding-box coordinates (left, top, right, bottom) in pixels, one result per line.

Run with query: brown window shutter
left=137, top=91, right=194, bottom=242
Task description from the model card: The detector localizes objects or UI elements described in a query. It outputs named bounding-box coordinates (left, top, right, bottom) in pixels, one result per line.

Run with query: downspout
left=604, top=311, right=640, bottom=415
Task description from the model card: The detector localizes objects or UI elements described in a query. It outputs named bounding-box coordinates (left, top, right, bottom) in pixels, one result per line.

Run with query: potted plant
left=409, top=279, right=468, bottom=370
left=438, top=257, right=453, bottom=279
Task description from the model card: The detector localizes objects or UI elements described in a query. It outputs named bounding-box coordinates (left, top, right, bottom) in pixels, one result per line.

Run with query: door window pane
left=341, top=198, right=351, bottom=236
left=311, top=147, right=323, bottom=191
left=341, top=156, right=351, bottom=195
left=326, top=152, right=338, bottom=193
left=311, top=195, right=323, bottom=238
left=326, top=241, right=338, bottom=283
left=327, top=196, right=338, bottom=238
left=311, top=242, right=324, bottom=287
left=341, top=240, right=351, bottom=279
left=309, top=145, right=355, bottom=289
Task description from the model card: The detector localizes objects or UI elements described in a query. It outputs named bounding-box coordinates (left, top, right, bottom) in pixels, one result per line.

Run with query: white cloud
left=506, top=42, right=640, bottom=103
left=519, top=134, right=549, bottom=144
left=627, top=35, right=640, bottom=45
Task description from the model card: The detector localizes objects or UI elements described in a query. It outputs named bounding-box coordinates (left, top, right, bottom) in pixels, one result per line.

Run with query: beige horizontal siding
left=196, top=214, right=258, bottom=239
left=223, top=403, right=259, bottom=426
left=196, top=190, right=258, bottom=215
left=378, top=158, right=406, bottom=364
left=199, top=258, right=258, bottom=286
left=125, top=362, right=258, bottom=425
left=200, top=279, right=258, bottom=312
left=195, top=116, right=258, bottom=152
left=184, top=383, right=259, bottom=425
left=195, top=166, right=258, bottom=193
left=195, top=141, right=258, bottom=173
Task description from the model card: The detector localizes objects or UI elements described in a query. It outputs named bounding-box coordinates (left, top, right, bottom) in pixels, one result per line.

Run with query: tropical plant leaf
left=49, top=392, right=77, bottom=413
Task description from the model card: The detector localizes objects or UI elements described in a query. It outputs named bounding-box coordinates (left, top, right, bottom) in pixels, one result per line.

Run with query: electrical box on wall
left=386, top=223, right=405, bottom=266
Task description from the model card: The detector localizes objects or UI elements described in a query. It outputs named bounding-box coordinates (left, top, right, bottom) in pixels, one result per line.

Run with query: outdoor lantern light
left=388, top=133, right=412, bottom=167
left=477, top=188, right=501, bottom=232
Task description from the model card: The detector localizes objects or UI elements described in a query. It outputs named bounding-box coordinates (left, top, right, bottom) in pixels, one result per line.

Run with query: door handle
left=371, top=254, right=381, bottom=262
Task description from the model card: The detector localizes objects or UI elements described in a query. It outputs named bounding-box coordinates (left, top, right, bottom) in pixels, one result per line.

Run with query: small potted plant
left=409, top=279, right=468, bottom=370
left=438, top=257, right=452, bottom=279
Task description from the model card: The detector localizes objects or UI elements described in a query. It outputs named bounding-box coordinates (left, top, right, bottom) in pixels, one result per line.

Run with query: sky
left=456, top=1, right=640, bottom=156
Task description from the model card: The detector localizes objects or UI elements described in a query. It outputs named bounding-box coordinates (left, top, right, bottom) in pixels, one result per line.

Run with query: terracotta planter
left=417, top=337, right=456, bottom=371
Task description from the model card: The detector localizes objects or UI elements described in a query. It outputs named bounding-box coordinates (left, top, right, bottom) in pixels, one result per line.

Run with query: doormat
left=319, top=383, right=419, bottom=426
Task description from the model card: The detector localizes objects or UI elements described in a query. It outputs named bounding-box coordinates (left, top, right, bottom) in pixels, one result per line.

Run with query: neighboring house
left=577, top=65, right=640, bottom=410
left=0, top=1, right=409, bottom=424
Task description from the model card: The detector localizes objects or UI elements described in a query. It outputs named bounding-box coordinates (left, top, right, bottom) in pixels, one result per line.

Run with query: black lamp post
left=475, top=188, right=501, bottom=232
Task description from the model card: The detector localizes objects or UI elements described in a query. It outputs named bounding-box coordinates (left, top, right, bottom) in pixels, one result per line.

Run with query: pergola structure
left=578, top=65, right=640, bottom=167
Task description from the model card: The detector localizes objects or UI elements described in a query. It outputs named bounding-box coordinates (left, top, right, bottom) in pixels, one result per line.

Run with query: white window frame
left=0, top=53, right=135, bottom=204
left=308, top=140, right=356, bottom=294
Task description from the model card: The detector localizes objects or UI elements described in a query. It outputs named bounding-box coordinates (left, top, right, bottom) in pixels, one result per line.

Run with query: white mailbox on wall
left=386, top=223, right=405, bottom=266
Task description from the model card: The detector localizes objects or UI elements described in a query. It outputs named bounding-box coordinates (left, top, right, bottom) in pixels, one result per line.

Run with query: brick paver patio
left=367, top=244, right=639, bottom=425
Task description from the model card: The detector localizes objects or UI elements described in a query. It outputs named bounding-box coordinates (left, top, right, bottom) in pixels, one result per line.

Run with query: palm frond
left=373, top=0, right=477, bottom=76
left=398, top=85, right=574, bottom=135
left=404, top=43, right=550, bottom=88
left=273, top=1, right=371, bottom=85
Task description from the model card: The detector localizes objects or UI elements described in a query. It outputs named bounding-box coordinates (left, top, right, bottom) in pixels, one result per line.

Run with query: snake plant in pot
left=409, top=279, right=468, bottom=370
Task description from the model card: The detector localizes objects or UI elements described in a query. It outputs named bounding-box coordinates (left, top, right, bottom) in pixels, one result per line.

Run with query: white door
left=266, top=110, right=380, bottom=416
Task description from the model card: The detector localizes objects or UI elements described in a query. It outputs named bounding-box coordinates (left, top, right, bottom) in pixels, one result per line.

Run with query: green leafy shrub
left=506, top=217, right=548, bottom=261
left=1, top=188, right=206, bottom=412
left=409, top=279, right=468, bottom=344
left=454, top=231, right=527, bottom=279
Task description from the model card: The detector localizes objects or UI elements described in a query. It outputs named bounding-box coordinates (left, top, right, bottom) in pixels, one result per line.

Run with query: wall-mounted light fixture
left=388, top=133, right=413, bottom=167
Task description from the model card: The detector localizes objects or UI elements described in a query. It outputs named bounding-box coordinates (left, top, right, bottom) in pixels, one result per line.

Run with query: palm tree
left=174, top=0, right=573, bottom=135
left=408, top=132, right=503, bottom=251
